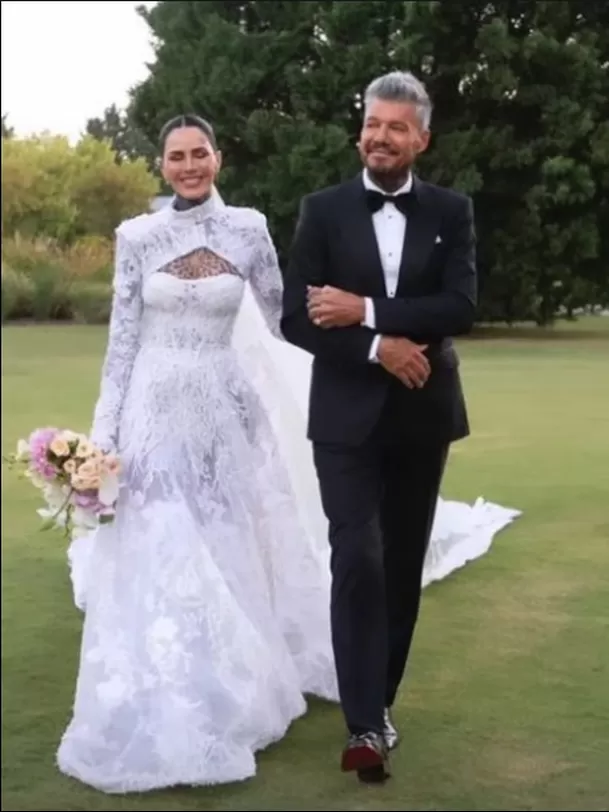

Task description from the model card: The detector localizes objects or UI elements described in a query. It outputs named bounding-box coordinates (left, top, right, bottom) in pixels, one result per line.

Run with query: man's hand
left=377, top=336, right=430, bottom=389
left=307, top=285, right=365, bottom=328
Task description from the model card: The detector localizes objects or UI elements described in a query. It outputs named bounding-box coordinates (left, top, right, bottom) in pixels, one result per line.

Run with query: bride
left=60, top=115, right=519, bottom=794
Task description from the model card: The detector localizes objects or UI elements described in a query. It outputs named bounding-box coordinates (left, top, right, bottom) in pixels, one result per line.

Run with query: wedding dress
left=60, top=190, right=520, bottom=794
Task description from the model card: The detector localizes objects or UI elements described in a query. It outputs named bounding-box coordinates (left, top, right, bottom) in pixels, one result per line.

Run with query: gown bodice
left=89, top=194, right=285, bottom=452
left=142, top=268, right=246, bottom=354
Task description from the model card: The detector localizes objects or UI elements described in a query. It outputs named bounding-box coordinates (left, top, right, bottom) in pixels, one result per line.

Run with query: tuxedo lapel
left=344, top=175, right=387, bottom=296
left=397, top=177, right=441, bottom=293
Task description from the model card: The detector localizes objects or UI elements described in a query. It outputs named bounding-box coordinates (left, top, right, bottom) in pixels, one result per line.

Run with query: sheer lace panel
left=158, top=247, right=239, bottom=281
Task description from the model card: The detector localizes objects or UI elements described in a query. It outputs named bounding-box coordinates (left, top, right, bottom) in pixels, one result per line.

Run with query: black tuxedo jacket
left=280, top=173, right=477, bottom=447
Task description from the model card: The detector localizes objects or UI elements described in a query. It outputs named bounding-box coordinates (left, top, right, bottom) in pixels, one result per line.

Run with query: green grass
left=2, top=319, right=609, bottom=811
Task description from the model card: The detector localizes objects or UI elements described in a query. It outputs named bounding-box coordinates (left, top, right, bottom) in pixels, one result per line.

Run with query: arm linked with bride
left=305, top=194, right=477, bottom=342
left=305, top=286, right=431, bottom=389
left=280, top=194, right=379, bottom=366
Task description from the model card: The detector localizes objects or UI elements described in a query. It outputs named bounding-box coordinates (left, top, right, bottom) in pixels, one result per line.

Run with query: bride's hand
left=307, top=286, right=365, bottom=328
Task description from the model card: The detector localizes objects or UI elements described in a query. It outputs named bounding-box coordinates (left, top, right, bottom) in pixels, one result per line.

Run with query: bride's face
left=161, top=126, right=222, bottom=200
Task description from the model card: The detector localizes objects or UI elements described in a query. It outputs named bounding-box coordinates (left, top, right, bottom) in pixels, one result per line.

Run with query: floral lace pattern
left=57, top=199, right=339, bottom=793
left=160, top=246, right=240, bottom=281
left=89, top=199, right=284, bottom=455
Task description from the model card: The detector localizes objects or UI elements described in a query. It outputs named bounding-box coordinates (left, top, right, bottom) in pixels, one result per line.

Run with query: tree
left=130, top=1, right=400, bottom=256
left=406, top=0, right=609, bottom=322
left=70, top=136, right=161, bottom=239
left=2, top=134, right=159, bottom=243
left=85, top=103, right=158, bottom=170
left=130, top=0, right=609, bottom=322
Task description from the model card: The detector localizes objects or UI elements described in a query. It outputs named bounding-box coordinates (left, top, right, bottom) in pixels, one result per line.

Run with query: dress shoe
left=383, top=707, right=399, bottom=750
left=341, top=732, right=390, bottom=783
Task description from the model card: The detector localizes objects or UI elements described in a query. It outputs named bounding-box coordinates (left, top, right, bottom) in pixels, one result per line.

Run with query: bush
left=70, top=282, right=113, bottom=324
left=1, top=134, right=159, bottom=244
left=1, top=267, right=37, bottom=321
left=1, top=234, right=114, bottom=323
left=1, top=132, right=156, bottom=324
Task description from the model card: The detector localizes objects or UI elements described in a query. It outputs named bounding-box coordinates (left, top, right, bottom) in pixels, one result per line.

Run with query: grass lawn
left=2, top=319, right=608, bottom=811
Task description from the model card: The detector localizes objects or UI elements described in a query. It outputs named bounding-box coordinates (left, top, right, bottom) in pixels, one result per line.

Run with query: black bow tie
left=365, top=188, right=414, bottom=216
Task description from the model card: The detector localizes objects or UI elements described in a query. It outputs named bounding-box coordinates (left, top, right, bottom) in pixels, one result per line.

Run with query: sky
left=1, top=0, right=157, bottom=142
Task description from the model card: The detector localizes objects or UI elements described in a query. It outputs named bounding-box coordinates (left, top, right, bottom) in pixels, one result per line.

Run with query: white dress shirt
left=361, top=169, right=412, bottom=361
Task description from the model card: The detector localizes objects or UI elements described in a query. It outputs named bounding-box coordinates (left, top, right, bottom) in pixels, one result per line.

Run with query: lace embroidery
left=88, top=205, right=285, bottom=454
left=58, top=203, right=340, bottom=794
left=159, top=247, right=239, bottom=280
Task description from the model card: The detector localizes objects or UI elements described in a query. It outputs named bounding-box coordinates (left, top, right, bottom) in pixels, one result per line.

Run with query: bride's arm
left=246, top=211, right=285, bottom=340
left=89, top=227, right=143, bottom=453
left=280, top=195, right=377, bottom=366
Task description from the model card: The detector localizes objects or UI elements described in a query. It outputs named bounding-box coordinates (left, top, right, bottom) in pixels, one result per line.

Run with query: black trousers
left=313, top=395, right=448, bottom=736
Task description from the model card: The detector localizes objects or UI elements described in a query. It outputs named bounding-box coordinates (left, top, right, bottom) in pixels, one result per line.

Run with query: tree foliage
left=128, top=0, right=609, bottom=323
left=85, top=103, right=161, bottom=177
left=1, top=134, right=159, bottom=243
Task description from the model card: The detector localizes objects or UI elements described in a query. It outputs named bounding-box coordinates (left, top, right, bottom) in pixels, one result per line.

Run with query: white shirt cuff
left=363, top=297, right=376, bottom=329
left=368, top=334, right=381, bottom=363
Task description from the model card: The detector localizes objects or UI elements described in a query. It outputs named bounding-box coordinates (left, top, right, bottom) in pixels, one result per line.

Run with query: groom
left=280, top=70, right=477, bottom=782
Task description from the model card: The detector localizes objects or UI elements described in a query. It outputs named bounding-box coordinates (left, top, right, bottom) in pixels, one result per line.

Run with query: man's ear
left=415, top=130, right=431, bottom=155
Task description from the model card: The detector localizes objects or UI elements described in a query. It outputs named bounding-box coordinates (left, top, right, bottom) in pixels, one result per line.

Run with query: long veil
left=203, top=184, right=329, bottom=548
left=230, top=272, right=329, bottom=549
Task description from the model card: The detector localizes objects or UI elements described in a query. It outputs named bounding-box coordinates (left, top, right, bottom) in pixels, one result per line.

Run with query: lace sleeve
left=89, top=228, right=142, bottom=452
left=247, top=213, right=284, bottom=339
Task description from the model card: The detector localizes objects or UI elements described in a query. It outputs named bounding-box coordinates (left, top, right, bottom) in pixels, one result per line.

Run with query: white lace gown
left=58, top=194, right=520, bottom=794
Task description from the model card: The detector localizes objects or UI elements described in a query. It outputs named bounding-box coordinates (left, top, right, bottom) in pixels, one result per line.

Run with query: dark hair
left=159, top=114, right=217, bottom=151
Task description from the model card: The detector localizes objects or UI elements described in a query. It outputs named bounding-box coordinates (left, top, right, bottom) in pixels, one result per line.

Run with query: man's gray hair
left=364, top=71, right=432, bottom=130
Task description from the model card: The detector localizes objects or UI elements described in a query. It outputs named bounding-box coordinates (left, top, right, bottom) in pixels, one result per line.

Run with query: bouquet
left=5, top=427, right=121, bottom=538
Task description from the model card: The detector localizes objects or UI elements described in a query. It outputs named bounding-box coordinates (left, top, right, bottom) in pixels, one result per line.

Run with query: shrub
left=70, top=281, right=113, bottom=324
left=1, top=134, right=159, bottom=244
left=2, top=267, right=36, bottom=321
left=1, top=234, right=114, bottom=323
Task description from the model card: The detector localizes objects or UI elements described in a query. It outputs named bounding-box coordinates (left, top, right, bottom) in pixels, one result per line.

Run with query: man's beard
left=365, top=157, right=412, bottom=193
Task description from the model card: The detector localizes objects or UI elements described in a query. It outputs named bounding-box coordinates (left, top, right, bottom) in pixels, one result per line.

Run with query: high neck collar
left=168, top=191, right=220, bottom=220
left=173, top=193, right=211, bottom=211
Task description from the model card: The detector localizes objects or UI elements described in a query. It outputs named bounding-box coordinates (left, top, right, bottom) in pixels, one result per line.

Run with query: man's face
left=358, top=98, right=430, bottom=181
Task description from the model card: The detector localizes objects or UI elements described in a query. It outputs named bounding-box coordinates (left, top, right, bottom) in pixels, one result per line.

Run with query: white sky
left=1, top=0, right=157, bottom=141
